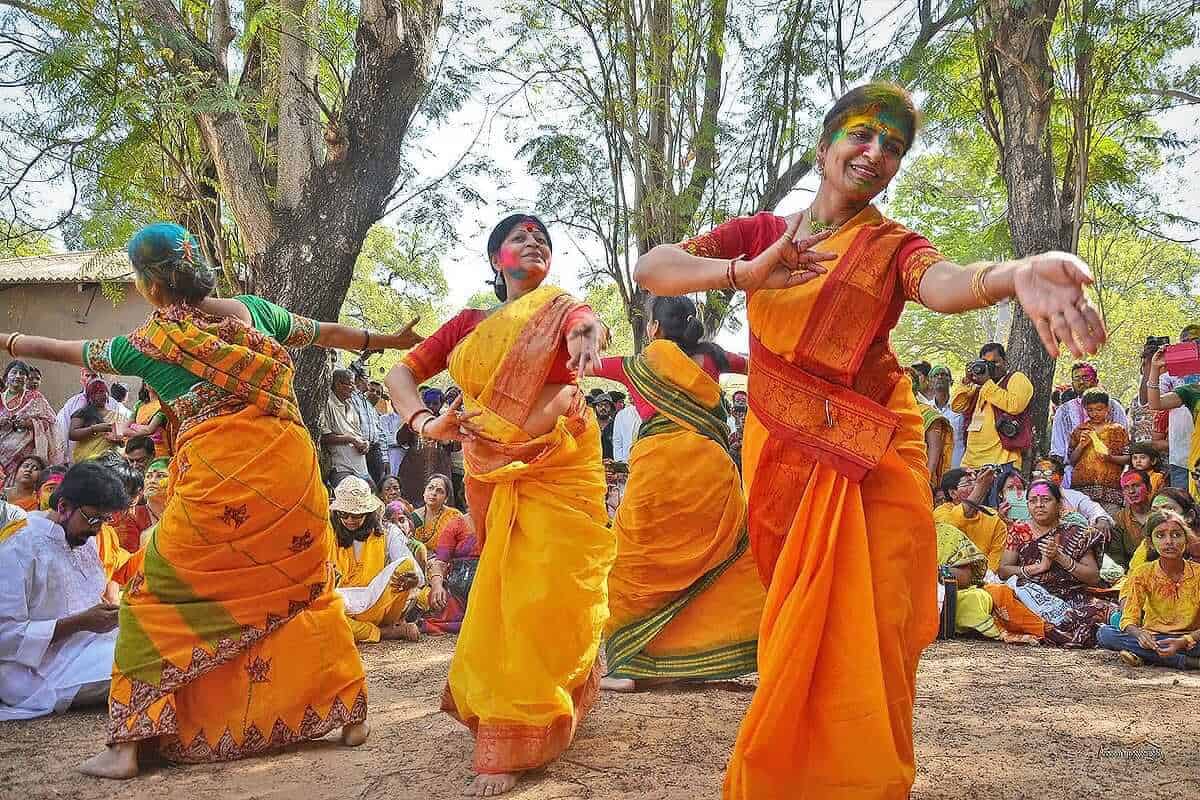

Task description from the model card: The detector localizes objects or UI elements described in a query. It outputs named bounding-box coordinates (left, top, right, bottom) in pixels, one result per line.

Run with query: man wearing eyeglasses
left=0, top=461, right=130, bottom=720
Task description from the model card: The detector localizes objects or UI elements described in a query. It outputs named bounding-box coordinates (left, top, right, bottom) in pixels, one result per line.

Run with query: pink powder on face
left=1029, top=483, right=1053, bottom=498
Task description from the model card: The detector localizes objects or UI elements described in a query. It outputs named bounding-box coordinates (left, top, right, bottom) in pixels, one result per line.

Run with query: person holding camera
left=934, top=467, right=1009, bottom=571
left=951, top=343, right=1033, bottom=504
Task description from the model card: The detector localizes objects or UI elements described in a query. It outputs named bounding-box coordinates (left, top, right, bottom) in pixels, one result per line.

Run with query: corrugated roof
left=0, top=250, right=134, bottom=284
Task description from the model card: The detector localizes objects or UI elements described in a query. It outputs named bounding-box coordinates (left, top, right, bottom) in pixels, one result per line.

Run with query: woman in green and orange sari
left=411, top=473, right=464, bottom=548
left=589, top=295, right=764, bottom=690
left=635, top=82, right=1106, bottom=799
left=386, top=213, right=612, bottom=797
left=2, top=222, right=421, bottom=779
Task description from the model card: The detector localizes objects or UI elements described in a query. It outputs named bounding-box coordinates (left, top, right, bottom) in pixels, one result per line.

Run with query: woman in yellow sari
left=589, top=295, right=764, bottom=689
left=68, top=379, right=123, bottom=463
left=635, top=83, right=1105, bottom=799
left=3, top=222, right=420, bottom=778
left=386, top=213, right=611, bottom=797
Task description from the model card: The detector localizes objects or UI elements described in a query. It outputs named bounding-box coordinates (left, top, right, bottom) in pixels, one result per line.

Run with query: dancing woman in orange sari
left=386, top=213, right=612, bottom=798
left=635, top=83, right=1106, bottom=799
left=2, top=222, right=420, bottom=779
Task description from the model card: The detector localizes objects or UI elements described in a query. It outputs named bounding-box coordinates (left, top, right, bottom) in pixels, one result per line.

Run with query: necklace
left=3, top=390, right=26, bottom=412
left=805, top=204, right=869, bottom=238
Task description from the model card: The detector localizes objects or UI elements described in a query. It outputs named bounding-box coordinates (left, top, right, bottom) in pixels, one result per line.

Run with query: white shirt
left=0, top=502, right=27, bottom=529
left=611, top=405, right=642, bottom=463
left=55, top=393, right=124, bottom=459
left=934, top=399, right=966, bottom=469
left=1061, top=487, right=1114, bottom=528
left=0, top=514, right=116, bottom=720
left=1161, top=373, right=1197, bottom=468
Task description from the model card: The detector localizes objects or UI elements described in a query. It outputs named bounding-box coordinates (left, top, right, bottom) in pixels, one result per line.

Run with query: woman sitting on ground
left=377, top=475, right=404, bottom=507
left=69, top=379, right=123, bottom=463
left=0, top=360, right=62, bottom=483
left=997, top=471, right=1029, bottom=527
left=1068, top=389, right=1129, bottom=514
left=415, top=511, right=481, bottom=636
left=3, top=455, right=45, bottom=511
left=1123, top=488, right=1200, bottom=577
left=411, top=473, right=463, bottom=549
left=329, top=476, right=423, bottom=643
left=997, top=480, right=1115, bottom=647
left=383, top=500, right=427, bottom=576
left=1098, top=510, right=1200, bottom=669
left=936, top=522, right=1044, bottom=643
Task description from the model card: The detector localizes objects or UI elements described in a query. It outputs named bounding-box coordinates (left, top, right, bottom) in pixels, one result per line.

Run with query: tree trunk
left=981, top=0, right=1066, bottom=458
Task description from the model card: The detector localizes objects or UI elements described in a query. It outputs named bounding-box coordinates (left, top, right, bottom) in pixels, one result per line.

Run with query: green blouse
left=83, top=295, right=319, bottom=402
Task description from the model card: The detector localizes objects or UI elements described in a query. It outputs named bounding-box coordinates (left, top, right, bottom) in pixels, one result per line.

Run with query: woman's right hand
left=420, top=396, right=483, bottom=443
left=430, top=584, right=449, bottom=612
left=734, top=214, right=836, bottom=291
left=1151, top=345, right=1168, bottom=372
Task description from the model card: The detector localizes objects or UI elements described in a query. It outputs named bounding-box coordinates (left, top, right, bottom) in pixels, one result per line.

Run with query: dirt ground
left=3, top=637, right=1198, bottom=800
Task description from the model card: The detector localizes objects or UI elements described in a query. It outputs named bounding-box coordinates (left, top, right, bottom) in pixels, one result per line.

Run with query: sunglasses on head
left=1030, top=469, right=1055, bottom=479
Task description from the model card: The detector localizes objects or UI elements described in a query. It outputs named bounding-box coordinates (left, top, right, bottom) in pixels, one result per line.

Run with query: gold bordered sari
left=681, top=207, right=942, bottom=800
left=919, top=402, right=954, bottom=488
left=604, top=340, right=764, bottom=680
left=101, top=304, right=366, bottom=762
left=437, top=284, right=616, bottom=775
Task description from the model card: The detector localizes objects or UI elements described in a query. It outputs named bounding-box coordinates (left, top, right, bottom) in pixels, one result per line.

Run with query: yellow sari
left=413, top=505, right=463, bottom=548
left=103, top=305, right=365, bottom=762
left=681, top=207, right=941, bottom=799
left=332, top=534, right=421, bottom=643
left=433, top=285, right=616, bottom=775
left=604, top=340, right=764, bottom=679
left=71, top=408, right=121, bottom=463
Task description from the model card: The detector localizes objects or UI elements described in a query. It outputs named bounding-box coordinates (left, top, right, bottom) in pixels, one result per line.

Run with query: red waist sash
left=748, top=333, right=900, bottom=482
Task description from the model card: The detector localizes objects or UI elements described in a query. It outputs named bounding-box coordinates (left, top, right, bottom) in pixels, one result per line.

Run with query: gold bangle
left=971, top=265, right=997, bottom=308
left=5, top=332, right=22, bottom=357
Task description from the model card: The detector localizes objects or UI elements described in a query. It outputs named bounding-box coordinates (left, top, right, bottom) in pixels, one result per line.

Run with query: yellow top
left=951, top=374, right=1034, bottom=468
left=933, top=502, right=1007, bottom=572
left=1120, top=560, right=1200, bottom=634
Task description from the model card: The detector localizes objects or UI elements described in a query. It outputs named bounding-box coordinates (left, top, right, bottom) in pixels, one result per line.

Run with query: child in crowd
left=1126, top=441, right=1166, bottom=496
left=1098, top=511, right=1200, bottom=670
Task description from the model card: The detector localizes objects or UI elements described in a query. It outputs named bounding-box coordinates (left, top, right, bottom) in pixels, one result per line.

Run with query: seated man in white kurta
left=0, top=461, right=130, bottom=720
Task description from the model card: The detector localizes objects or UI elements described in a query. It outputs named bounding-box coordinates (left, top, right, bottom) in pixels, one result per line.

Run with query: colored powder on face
left=1029, top=484, right=1054, bottom=499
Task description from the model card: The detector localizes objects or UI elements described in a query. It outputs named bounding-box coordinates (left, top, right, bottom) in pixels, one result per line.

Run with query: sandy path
left=3, top=638, right=1198, bottom=800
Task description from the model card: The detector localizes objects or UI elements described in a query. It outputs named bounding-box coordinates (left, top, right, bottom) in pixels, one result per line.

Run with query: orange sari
left=681, top=208, right=943, bottom=799
left=99, top=304, right=365, bottom=762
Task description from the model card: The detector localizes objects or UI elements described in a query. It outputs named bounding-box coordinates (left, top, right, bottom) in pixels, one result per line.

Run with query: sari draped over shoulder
left=440, top=285, right=616, bottom=775
left=0, top=391, right=63, bottom=482
left=680, top=207, right=942, bottom=800
left=919, top=402, right=953, bottom=488
left=106, top=305, right=365, bottom=762
left=604, top=340, right=764, bottom=680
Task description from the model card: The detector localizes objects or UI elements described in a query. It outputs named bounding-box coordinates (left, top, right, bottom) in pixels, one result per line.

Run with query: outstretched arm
left=197, top=296, right=422, bottom=352
left=2, top=334, right=86, bottom=367
left=917, top=254, right=1105, bottom=358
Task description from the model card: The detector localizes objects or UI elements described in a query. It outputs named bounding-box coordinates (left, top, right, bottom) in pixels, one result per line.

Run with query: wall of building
left=1, top=282, right=151, bottom=409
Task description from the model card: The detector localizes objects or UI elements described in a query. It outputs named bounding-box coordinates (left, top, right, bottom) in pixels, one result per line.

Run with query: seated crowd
left=919, top=333, right=1200, bottom=670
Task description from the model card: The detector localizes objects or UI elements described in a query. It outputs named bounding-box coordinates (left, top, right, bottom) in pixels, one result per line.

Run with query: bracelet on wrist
left=406, top=408, right=431, bottom=430
left=419, top=414, right=436, bottom=437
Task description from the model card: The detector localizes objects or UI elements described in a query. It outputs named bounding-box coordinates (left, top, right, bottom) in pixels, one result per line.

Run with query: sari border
left=440, top=662, right=602, bottom=774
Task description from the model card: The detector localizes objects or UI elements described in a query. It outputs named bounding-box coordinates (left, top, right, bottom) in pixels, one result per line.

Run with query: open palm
left=1011, top=252, right=1106, bottom=358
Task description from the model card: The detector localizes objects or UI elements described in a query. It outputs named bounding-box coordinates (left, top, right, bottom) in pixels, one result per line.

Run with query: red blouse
left=596, top=351, right=748, bottom=421
left=403, top=306, right=594, bottom=385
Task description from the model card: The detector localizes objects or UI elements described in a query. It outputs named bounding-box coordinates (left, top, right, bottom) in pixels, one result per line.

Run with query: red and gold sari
left=102, top=306, right=366, bottom=762
left=405, top=285, right=616, bottom=775
left=680, top=207, right=942, bottom=799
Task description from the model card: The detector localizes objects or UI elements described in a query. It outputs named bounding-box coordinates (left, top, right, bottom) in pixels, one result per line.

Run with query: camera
left=968, top=360, right=996, bottom=380
left=1144, top=335, right=1170, bottom=357
left=996, top=418, right=1021, bottom=438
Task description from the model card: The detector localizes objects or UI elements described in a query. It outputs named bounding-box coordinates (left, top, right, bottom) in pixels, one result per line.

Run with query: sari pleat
left=604, top=340, right=764, bottom=680
left=441, top=285, right=616, bottom=775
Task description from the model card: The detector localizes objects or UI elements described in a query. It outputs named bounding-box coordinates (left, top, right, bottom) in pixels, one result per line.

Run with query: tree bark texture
left=134, top=0, right=444, bottom=430
left=980, top=0, right=1066, bottom=459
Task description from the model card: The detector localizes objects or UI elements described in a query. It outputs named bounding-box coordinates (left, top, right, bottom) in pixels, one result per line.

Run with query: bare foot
left=600, top=676, right=637, bottom=692
left=380, top=622, right=421, bottom=642
left=465, top=773, right=519, bottom=796
left=77, top=743, right=138, bottom=779
left=341, top=721, right=370, bottom=747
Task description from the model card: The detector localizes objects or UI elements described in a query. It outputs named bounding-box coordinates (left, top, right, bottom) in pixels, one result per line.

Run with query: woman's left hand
left=379, top=318, right=424, bottom=351
left=1154, top=636, right=1189, bottom=657
left=1009, top=252, right=1106, bottom=358
left=566, top=318, right=606, bottom=376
